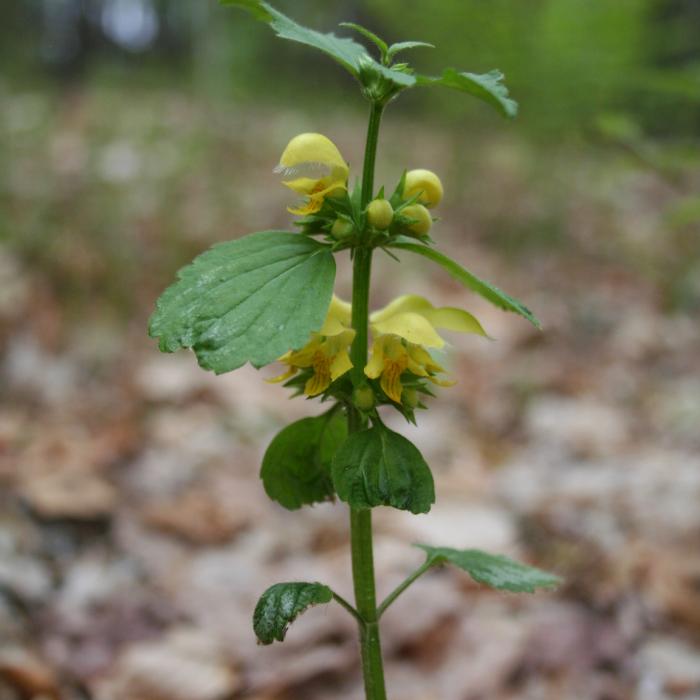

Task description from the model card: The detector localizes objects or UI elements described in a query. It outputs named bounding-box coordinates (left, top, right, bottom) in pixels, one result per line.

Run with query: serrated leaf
left=417, top=545, right=561, bottom=593
left=221, top=1, right=415, bottom=91
left=253, top=582, right=333, bottom=644
left=261, top=411, right=347, bottom=510
left=149, top=231, right=336, bottom=373
left=387, top=41, right=434, bottom=60
left=389, top=239, right=540, bottom=328
left=332, top=424, right=435, bottom=514
left=222, top=0, right=367, bottom=74
left=416, top=68, right=518, bottom=119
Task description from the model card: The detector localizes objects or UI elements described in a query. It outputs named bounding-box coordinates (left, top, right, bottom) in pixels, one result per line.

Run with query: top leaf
left=149, top=231, right=336, bottom=374
left=417, top=545, right=561, bottom=593
left=221, top=1, right=414, bottom=90
left=222, top=0, right=366, bottom=74
left=416, top=68, right=518, bottom=119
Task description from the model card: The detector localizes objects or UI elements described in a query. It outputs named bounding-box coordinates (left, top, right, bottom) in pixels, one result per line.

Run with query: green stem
left=377, top=560, right=433, bottom=618
left=348, top=99, right=387, bottom=700
left=331, top=590, right=365, bottom=626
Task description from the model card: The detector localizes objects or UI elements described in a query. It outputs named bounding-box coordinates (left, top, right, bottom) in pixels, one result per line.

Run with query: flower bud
left=331, top=218, right=354, bottom=240
left=353, top=385, right=375, bottom=411
left=366, top=198, right=394, bottom=230
left=401, top=204, right=432, bottom=237
left=403, top=169, right=443, bottom=208
left=402, top=388, right=419, bottom=409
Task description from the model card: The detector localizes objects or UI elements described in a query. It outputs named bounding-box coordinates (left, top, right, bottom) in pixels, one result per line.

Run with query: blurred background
left=1, top=1, right=700, bottom=698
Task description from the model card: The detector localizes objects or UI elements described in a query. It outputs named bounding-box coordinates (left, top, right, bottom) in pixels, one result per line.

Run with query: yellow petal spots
left=277, top=133, right=350, bottom=215
left=403, top=169, right=444, bottom=208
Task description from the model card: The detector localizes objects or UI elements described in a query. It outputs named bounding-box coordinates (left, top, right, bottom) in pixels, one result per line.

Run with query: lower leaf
left=417, top=545, right=561, bottom=593
left=261, top=410, right=347, bottom=510
left=253, top=582, right=333, bottom=645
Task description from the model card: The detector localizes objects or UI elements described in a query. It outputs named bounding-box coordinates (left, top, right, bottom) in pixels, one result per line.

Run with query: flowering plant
left=149, top=3, right=560, bottom=697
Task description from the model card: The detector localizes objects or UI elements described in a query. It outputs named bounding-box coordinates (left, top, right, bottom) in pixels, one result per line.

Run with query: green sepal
left=389, top=238, right=540, bottom=328
left=148, top=231, right=336, bottom=373
left=416, top=68, right=518, bottom=119
left=417, top=545, right=561, bottom=593
left=261, top=409, right=347, bottom=510
left=332, top=423, right=435, bottom=514
left=253, top=582, right=333, bottom=644
left=386, top=41, right=434, bottom=61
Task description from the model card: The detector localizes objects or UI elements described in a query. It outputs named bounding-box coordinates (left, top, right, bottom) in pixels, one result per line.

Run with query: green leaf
left=416, top=68, right=518, bottom=119
left=332, top=424, right=435, bottom=514
left=221, top=2, right=415, bottom=92
left=339, top=21, right=388, bottom=59
left=389, top=239, right=540, bottom=328
left=417, top=545, right=562, bottom=593
left=387, top=41, right=435, bottom=60
left=253, top=582, right=333, bottom=644
left=149, top=231, right=336, bottom=373
left=222, top=1, right=366, bottom=74
left=261, top=411, right=347, bottom=510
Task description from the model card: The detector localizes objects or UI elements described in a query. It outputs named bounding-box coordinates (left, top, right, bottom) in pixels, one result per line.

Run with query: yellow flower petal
left=369, top=294, right=433, bottom=324
left=372, top=312, right=445, bottom=348
left=364, top=337, right=386, bottom=379
left=282, top=176, right=319, bottom=196
left=422, top=307, right=489, bottom=337
left=279, top=133, right=349, bottom=181
left=403, top=169, right=444, bottom=208
left=427, top=375, right=456, bottom=387
left=305, top=370, right=330, bottom=397
left=330, top=350, right=353, bottom=381
left=407, top=344, right=445, bottom=374
left=380, top=365, right=404, bottom=403
left=320, top=295, right=353, bottom=336
left=265, top=366, right=297, bottom=384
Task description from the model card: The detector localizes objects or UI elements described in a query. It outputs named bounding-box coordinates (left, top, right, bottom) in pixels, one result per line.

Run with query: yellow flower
left=267, top=296, right=355, bottom=396
left=365, top=295, right=488, bottom=403
left=403, top=169, right=444, bottom=208
left=276, top=133, right=349, bottom=216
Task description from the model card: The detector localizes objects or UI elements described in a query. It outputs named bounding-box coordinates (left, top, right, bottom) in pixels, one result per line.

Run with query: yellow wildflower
left=267, top=296, right=355, bottom=396
left=403, top=169, right=444, bottom=208
left=276, top=133, right=349, bottom=216
left=365, top=295, right=488, bottom=403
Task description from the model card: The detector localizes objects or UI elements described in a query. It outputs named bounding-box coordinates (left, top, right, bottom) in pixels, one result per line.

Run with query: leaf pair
left=254, top=549, right=561, bottom=644
left=262, top=415, right=435, bottom=515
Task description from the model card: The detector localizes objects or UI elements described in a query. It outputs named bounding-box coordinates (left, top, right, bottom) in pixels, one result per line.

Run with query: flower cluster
left=269, top=133, right=487, bottom=411
left=269, top=292, right=487, bottom=408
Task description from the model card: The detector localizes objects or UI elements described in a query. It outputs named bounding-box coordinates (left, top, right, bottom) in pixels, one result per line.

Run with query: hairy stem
left=349, top=99, right=387, bottom=700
